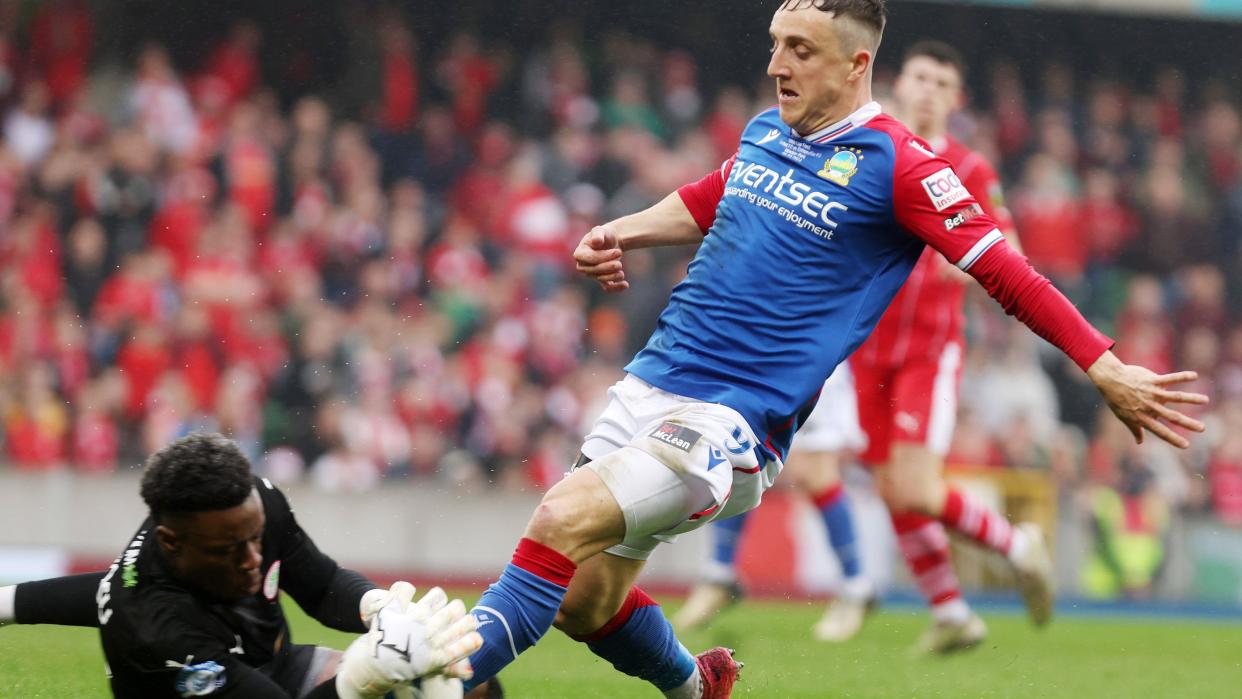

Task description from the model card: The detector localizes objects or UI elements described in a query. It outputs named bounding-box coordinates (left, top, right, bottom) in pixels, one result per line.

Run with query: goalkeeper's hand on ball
left=336, top=585, right=483, bottom=699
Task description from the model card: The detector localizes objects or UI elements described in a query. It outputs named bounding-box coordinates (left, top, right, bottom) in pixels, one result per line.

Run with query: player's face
left=893, top=56, right=962, bottom=132
left=767, top=8, right=859, bottom=134
left=160, top=491, right=266, bottom=601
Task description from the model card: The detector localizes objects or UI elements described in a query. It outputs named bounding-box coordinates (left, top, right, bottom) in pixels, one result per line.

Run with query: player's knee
left=525, top=499, right=582, bottom=551
left=879, top=478, right=936, bottom=515
left=524, top=493, right=623, bottom=562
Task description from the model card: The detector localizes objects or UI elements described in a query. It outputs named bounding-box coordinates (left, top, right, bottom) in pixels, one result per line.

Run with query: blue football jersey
left=625, top=103, right=1003, bottom=461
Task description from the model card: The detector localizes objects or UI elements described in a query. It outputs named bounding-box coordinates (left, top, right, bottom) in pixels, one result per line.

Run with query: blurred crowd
left=1, top=2, right=1241, bottom=562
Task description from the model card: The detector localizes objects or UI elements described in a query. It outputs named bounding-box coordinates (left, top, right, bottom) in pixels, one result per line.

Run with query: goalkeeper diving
left=0, top=433, right=488, bottom=699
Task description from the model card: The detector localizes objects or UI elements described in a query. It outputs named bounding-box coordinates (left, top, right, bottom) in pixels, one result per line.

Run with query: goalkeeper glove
left=336, top=587, right=482, bottom=699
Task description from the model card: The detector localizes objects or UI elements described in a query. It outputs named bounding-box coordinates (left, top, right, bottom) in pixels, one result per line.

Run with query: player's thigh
left=852, top=360, right=894, bottom=467
left=879, top=443, right=945, bottom=511
left=879, top=345, right=963, bottom=509
left=579, top=442, right=733, bottom=562
left=784, top=448, right=843, bottom=494
left=555, top=552, right=648, bottom=636
left=578, top=379, right=765, bottom=560
left=526, top=465, right=627, bottom=563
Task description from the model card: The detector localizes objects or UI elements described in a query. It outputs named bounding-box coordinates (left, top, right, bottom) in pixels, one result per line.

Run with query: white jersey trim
left=954, top=229, right=1003, bottom=271
left=795, top=101, right=883, bottom=143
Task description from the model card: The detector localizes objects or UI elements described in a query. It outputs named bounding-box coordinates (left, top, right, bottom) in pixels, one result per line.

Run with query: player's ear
left=155, top=524, right=181, bottom=558
left=848, top=49, right=873, bottom=84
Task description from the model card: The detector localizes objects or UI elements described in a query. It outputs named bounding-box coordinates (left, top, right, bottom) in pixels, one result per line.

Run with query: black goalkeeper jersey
left=96, top=477, right=372, bottom=698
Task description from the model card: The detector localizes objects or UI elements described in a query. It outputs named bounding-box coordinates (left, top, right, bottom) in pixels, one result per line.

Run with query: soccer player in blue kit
left=461, top=2, right=1209, bottom=697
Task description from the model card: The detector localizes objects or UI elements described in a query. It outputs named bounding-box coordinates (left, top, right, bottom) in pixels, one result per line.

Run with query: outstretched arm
left=0, top=573, right=106, bottom=628
left=890, top=134, right=1207, bottom=448
left=965, top=241, right=1207, bottom=447
left=574, top=192, right=705, bottom=293
left=575, top=154, right=736, bottom=293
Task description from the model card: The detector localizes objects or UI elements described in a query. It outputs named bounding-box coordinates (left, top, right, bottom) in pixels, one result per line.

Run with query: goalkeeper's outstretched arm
left=0, top=573, right=104, bottom=628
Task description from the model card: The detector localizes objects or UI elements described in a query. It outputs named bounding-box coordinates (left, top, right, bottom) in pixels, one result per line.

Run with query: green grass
left=2, top=594, right=1241, bottom=698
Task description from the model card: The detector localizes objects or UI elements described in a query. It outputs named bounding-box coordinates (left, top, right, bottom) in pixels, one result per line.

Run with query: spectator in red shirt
left=200, top=20, right=261, bottom=108
left=435, top=33, right=497, bottom=137
left=26, top=0, right=94, bottom=106
left=377, top=23, right=418, bottom=133
left=1208, top=399, right=1242, bottom=526
left=704, top=87, right=751, bottom=164
left=3, top=362, right=68, bottom=470
left=116, top=321, right=172, bottom=420
left=1013, top=152, right=1084, bottom=286
left=220, top=101, right=277, bottom=234
left=71, top=374, right=123, bottom=473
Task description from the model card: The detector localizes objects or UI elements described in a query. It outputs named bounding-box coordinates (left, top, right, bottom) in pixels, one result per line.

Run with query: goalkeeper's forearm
left=0, top=573, right=106, bottom=627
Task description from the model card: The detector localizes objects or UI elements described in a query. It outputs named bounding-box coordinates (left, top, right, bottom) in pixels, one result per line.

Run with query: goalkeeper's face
left=767, top=7, right=873, bottom=135
left=156, top=490, right=267, bottom=602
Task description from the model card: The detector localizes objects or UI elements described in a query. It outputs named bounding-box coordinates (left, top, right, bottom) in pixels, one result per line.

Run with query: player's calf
left=465, top=469, right=628, bottom=691
left=570, top=587, right=704, bottom=699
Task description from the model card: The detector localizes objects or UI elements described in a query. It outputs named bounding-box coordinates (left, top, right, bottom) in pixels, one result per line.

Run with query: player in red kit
left=853, top=40, right=1029, bottom=653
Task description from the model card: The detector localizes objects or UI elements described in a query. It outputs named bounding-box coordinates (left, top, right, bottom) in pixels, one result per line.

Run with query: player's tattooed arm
left=574, top=192, right=702, bottom=293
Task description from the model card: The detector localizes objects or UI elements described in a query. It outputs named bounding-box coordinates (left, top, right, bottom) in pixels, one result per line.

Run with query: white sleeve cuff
left=0, top=584, right=16, bottom=626
left=955, top=228, right=1004, bottom=271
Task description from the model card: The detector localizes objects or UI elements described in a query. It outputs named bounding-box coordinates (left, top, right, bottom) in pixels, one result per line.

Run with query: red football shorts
left=853, top=342, right=963, bottom=466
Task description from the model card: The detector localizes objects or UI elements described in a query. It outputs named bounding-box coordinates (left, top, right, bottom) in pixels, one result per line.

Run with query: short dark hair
left=778, top=0, right=887, bottom=38
left=140, top=433, right=254, bottom=523
left=904, top=40, right=967, bottom=81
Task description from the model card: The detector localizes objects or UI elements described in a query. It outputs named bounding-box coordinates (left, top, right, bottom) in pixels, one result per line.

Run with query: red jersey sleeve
left=677, top=154, right=737, bottom=234
left=958, top=152, right=1015, bottom=233
left=892, top=134, right=1112, bottom=371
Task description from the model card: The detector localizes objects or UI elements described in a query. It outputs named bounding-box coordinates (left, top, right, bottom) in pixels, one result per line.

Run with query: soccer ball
left=404, top=676, right=464, bottom=699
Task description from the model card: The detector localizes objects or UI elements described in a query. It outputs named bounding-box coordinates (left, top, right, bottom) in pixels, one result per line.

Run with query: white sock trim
left=0, top=585, right=15, bottom=626
left=663, top=663, right=702, bottom=699
left=839, top=576, right=874, bottom=603
left=930, top=598, right=972, bottom=625
left=474, top=606, right=518, bottom=660
left=1007, top=527, right=1030, bottom=564
left=702, top=560, right=738, bottom=587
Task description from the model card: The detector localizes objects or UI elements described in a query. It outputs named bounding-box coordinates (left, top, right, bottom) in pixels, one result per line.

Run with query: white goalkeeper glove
left=359, top=581, right=418, bottom=627
left=336, top=586, right=483, bottom=699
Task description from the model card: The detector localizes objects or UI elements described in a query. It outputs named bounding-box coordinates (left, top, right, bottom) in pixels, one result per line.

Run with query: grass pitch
left=1, top=594, right=1240, bottom=698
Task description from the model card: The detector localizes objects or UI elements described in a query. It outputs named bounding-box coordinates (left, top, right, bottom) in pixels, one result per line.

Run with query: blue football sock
left=710, top=511, right=750, bottom=574
left=815, top=484, right=861, bottom=579
left=464, top=539, right=575, bottom=690
left=574, top=587, right=697, bottom=693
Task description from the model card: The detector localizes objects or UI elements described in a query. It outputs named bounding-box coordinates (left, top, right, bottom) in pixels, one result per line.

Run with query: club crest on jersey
left=649, top=422, right=702, bottom=452
left=175, top=660, right=226, bottom=697
left=263, top=560, right=281, bottom=600
left=819, top=147, right=862, bottom=186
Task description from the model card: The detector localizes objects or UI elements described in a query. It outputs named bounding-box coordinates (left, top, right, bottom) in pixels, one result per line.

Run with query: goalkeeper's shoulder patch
left=174, top=660, right=227, bottom=697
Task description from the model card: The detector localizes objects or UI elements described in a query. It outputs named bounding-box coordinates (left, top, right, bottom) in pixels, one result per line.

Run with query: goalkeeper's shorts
left=264, top=643, right=335, bottom=698
left=578, top=374, right=782, bottom=560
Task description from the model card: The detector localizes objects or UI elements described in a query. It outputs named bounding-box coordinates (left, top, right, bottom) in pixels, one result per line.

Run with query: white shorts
left=580, top=374, right=783, bottom=560
left=790, top=362, right=867, bottom=454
